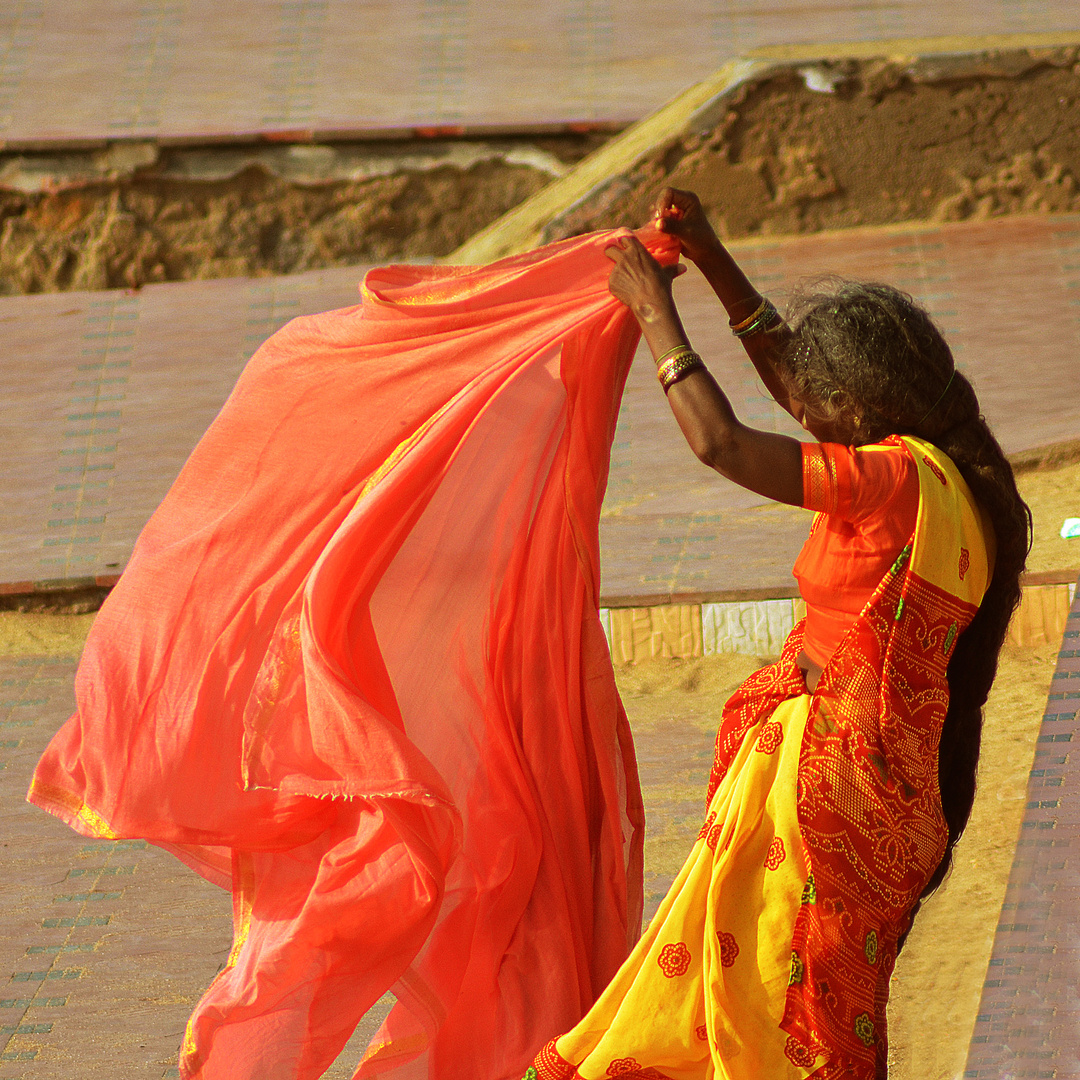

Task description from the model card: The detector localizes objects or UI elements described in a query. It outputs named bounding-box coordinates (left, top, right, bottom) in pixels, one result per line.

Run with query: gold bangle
left=653, top=345, right=696, bottom=370
left=732, top=299, right=782, bottom=339
left=658, top=351, right=705, bottom=391
left=657, top=351, right=700, bottom=381
left=729, top=297, right=769, bottom=332
left=653, top=343, right=694, bottom=367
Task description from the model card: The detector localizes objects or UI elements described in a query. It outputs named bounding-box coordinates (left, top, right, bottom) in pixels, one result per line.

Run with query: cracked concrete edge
left=0, top=138, right=577, bottom=196
left=445, top=57, right=780, bottom=265
left=445, top=30, right=1080, bottom=265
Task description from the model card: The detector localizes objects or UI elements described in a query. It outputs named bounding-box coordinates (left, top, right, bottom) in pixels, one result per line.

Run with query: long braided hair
left=777, top=280, right=1032, bottom=903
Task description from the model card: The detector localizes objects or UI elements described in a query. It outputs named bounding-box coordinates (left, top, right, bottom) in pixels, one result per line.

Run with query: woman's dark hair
left=778, top=280, right=1032, bottom=908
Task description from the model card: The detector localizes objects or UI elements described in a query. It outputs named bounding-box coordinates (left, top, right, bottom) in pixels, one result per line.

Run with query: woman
left=527, top=189, right=1031, bottom=1078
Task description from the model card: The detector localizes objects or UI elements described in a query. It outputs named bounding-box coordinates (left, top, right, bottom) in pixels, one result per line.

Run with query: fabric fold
left=29, top=226, right=677, bottom=1079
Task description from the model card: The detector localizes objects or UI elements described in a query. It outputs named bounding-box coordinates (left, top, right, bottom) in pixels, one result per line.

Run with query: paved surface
left=0, top=653, right=396, bottom=1077
left=5, top=214, right=1078, bottom=605
left=0, top=265, right=368, bottom=593
left=0, top=650, right=695, bottom=1075
left=0, top=655, right=225, bottom=1078
left=963, top=574, right=1080, bottom=1078
left=1, top=4, right=1079, bottom=144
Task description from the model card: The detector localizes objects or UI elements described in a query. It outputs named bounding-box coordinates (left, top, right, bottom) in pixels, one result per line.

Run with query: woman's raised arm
left=604, top=225, right=804, bottom=508
left=652, top=187, right=797, bottom=418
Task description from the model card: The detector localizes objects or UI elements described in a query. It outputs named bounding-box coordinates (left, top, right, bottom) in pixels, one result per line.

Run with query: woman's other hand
left=604, top=235, right=685, bottom=322
left=653, top=188, right=721, bottom=265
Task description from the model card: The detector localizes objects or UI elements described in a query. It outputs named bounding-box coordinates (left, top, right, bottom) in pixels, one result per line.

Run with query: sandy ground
left=0, top=134, right=607, bottom=294
left=1015, top=458, right=1080, bottom=576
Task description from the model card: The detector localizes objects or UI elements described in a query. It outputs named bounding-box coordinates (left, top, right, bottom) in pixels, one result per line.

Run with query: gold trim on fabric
left=357, top=1033, right=428, bottom=1074
left=390, top=280, right=496, bottom=306
left=180, top=1019, right=200, bottom=1075
left=802, top=444, right=834, bottom=513
left=356, top=393, right=459, bottom=504
left=27, top=778, right=118, bottom=839
left=227, top=853, right=255, bottom=968
left=241, top=614, right=302, bottom=789
left=179, top=854, right=256, bottom=1075
left=361, top=264, right=488, bottom=307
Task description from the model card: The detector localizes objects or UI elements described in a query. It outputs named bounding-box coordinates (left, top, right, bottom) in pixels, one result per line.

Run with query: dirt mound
left=540, top=47, right=1080, bottom=243
left=4, top=48, right=1080, bottom=294
left=0, top=134, right=606, bottom=294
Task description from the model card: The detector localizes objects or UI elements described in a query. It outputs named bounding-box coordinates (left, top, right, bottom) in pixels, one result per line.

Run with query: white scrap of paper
left=798, top=66, right=842, bottom=94
left=1061, top=517, right=1080, bottom=540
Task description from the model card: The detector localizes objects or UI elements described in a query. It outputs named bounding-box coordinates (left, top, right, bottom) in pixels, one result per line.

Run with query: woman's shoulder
left=803, top=436, right=918, bottom=520
left=829, top=435, right=919, bottom=480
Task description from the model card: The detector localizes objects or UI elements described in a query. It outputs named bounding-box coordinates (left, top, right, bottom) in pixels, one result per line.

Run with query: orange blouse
left=794, top=437, right=920, bottom=668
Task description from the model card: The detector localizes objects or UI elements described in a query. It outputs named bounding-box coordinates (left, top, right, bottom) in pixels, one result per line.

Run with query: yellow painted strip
left=748, top=32, right=1080, bottom=62
left=446, top=58, right=779, bottom=265
left=447, top=31, right=1080, bottom=266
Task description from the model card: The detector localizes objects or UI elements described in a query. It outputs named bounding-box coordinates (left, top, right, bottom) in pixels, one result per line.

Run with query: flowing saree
left=28, top=227, right=681, bottom=1080
left=532, top=438, right=992, bottom=1080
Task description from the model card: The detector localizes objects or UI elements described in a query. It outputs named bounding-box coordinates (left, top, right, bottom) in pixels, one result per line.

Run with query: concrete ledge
left=601, top=577, right=1079, bottom=662
left=447, top=31, right=1080, bottom=264
left=446, top=57, right=780, bottom=264
left=1009, top=438, right=1080, bottom=475
left=746, top=32, right=1080, bottom=62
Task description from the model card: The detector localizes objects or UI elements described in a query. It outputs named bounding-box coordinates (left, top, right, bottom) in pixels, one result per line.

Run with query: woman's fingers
left=606, top=235, right=649, bottom=265
left=653, top=186, right=676, bottom=217
left=605, top=235, right=679, bottom=306
left=604, top=235, right=637, bottom=262
left=655, top=187, right=699, bottom=220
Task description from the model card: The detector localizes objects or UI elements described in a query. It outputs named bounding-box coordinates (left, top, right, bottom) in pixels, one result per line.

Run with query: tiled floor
left=0, top=655, right=396, bottom=1078
left=1, top=4, right=1079, bottom=143
left=963, top=576, right=1080, bottom=1078
left=1, top=265, right=368, bottom=592
left=7, top=214, right=1076, bottom=605
left=0, top=655, right=226, bottom=1078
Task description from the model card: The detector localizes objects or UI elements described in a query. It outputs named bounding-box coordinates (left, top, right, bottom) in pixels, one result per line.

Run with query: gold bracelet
left=653, top=343, right=694, bottom=367
left=657, top=351, right=701, bottom=382
left=658, top=351, right=705, bottom=391
left=732, top=299, right=782, bottom=339
left=729, top=297, right=769, bottom=333
left=653, top=345, right=696, bottom=370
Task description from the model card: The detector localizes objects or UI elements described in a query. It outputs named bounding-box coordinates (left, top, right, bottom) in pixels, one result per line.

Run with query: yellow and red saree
left=28, top=228, right=681, bottom=1080
left=533, top=438, right=992, bottom=1080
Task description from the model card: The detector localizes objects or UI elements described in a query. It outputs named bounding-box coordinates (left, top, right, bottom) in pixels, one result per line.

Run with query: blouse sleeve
left=802, top=440, right=918, bottom=523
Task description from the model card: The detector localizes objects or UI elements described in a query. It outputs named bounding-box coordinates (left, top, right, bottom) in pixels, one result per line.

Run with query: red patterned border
left=708, top=549, right=977, bottom=1076
left=527, top=1041, right=676, bottom=1080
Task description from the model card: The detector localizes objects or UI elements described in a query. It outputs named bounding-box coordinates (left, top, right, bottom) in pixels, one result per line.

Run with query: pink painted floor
left=3, top=215, right=1079, bottom=603
left=0, top=2, right=1078, bottom=144
left=963, top=579, right=1080, bottom=1078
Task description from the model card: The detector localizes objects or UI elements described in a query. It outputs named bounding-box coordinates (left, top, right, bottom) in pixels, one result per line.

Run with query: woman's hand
left=653, top=187, right=721, bottom=265
left=604, top=235, right=685, bottom=324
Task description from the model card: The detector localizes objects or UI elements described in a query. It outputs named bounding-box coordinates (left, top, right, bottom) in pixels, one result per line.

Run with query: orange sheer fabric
left=794, top=439, right=919, bottom=668
left=28, top=227, right=680, bottom=1080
